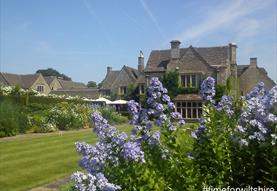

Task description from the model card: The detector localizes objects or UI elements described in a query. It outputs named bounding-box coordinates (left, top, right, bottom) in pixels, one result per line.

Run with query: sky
left=0, top=0, right=276, bottom=84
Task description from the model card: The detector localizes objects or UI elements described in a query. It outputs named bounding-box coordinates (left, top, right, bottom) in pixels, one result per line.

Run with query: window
left=119, top=86, right=127, bottom=95
left=181, top=74, right=200, bottom=88
left=37, top=85, right=44, bottom=92
left=139, top=84, right=145, bottom=95
left=176, top=101, right=202, bottom=119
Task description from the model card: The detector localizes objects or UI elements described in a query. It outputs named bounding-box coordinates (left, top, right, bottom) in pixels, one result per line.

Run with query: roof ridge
left=150, top=45, right=229, bottom=52
left=0, top=73, right=10, bottom=85
left=122, top=65, right=138, bottom=81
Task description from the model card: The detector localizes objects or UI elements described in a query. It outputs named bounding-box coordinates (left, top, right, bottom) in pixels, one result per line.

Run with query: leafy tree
left=87, top=81, right=97, bottom=88
left=161, top=70, right=180, bottom=98
left=36, top=68, right=71, bottom=81
left=214, top=84, right=227, bottom=102
left=124, top=84, right=139, bottom=102
left=98, top=82, right=103, bottom=88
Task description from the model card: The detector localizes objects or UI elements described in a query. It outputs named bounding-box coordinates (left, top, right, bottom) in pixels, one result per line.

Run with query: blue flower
left=216, top=95, right=234, bottom=116
left=149, top=131, right=160, bottom=145
left=200, top=77, right=215, bottom=102
left=122, top=142, right=145, bottom=163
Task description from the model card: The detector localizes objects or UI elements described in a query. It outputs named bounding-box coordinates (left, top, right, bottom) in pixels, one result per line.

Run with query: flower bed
left=71, top=77, right=276, bottom=190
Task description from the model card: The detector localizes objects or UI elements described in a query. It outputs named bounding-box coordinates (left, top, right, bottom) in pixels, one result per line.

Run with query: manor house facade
left=100, top=40, right=276, bottom=120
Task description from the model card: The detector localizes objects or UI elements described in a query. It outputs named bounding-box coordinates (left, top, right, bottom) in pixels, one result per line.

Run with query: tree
left=87, top=81, right=97, bottom=88
left=161, top=70, right=180, bottom=98
left=162, top=71, right=200, bottom=98
left=124, top=84, right=139, bottom=101
left=36, top=68, right=71, bottom=81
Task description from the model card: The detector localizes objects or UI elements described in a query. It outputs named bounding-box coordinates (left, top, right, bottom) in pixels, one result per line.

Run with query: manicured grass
left=0, top=124, right=131, bottom=191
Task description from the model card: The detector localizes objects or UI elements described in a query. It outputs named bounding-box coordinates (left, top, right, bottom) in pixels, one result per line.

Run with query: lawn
left=0, top=124, right=131, bottom=191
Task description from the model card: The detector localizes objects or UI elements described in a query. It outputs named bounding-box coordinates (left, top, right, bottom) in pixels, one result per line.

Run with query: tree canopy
left=36, top=68, right=71, bottom=81
left=87, top=81, right=97, bottom=88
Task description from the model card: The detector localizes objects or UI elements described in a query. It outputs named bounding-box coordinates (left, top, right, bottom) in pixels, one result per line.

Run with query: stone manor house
left=100, top=40, right=276, bottom=120
left=0, top=73, right=100, bottom=99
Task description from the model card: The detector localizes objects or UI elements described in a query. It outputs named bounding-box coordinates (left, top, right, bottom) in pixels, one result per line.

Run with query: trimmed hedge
left=0, top=95, right=85, bottom=106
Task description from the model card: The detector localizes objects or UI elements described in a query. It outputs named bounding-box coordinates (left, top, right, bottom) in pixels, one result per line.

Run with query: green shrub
left=29, top=114, right=57, bottom=133
left=0, top=100, right=28, bottom=137
left=98, top=107, right=128, bottom=125
left=48, top=102, right=88, bottom=130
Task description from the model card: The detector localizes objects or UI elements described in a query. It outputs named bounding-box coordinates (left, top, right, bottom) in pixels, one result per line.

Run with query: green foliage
left=191, top=104, right=237, bottom=188
left=124, top=84, right=139, bottom=101
left=177, top=86, right=199, bottom=94
left=0, top=100, right=28, bottom=137
left=98, top=107, right=128, bottom=125
left=103, top=125, right=197, bottom=190
left=0, top=95, right=91, bottom=136
left=10, top=86, right=22, bottom=96
left=87, top=81, right=97, bottom=88
left=162, top=71, right=199, bottom=98
left=161, top=70, right=180, bottom=98
left=191, top=100, right=277, bottom=187
left=48, top=102, right=86, bottom=130
left=29, top=114, right=57, bottom=133
left=0, top=100, right=19, bottom=137
left=214, top=84, right=227, bottom=101
left=36, top=68, right=71, bottom=81
left=0, top=95, right=84, bottom=106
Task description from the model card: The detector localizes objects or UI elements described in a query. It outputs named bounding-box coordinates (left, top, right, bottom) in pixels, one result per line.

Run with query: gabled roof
left=21, top=74, right=41, bottom=88
left=145, top=45, right=229, bottom=72
left=44, top=76, right=57, bottom=85
left=123, top=65, right=139, bottom=81
left=0, top=73, right=11, bottom=86
left=100, top=66, right=139, bottom=90
left=57, top=79, right=87, bottom=89
left=237, top=65, right=268, bottom=77
left=100, top=70, right=120, bottom=89
left=179, top=46, right=214, bottom=69
left=0, top=72, right=40, bottom=88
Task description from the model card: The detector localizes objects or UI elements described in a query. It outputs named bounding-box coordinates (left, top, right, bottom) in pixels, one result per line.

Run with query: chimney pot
left=138, top=50, right=144, bottom=73
left=250, top=57, right=257, bottom=67
left=107, top=66, right=112, bottom=74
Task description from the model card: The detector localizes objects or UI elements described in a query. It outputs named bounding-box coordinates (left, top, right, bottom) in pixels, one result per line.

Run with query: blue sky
left=0, top=0, right=276, bottom=83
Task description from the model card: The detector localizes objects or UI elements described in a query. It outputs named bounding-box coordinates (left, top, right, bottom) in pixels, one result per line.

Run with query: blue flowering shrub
left=72, top=77, right=276, bottom=190
left=191, top=78, right=276, bottom=187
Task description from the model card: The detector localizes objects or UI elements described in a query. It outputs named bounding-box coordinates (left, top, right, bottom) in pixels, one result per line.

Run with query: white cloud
left=139, top=0, right=166, bottom=40
left=236, top=19, right=260, bottom=39
left=81, top=0, right=114, bottom=46
left=173, top=0, right=273, bottom=43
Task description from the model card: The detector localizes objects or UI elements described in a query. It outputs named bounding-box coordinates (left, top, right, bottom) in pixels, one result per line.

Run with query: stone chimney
left=229, top=43, right=237, bottom=65
left=170, top=40, right=181, bottom=60
left=250, top=57, right=257, bottom=67
left=107, top=66, right=112, bottom=74
left=138, top=50, right=144, bottom=73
